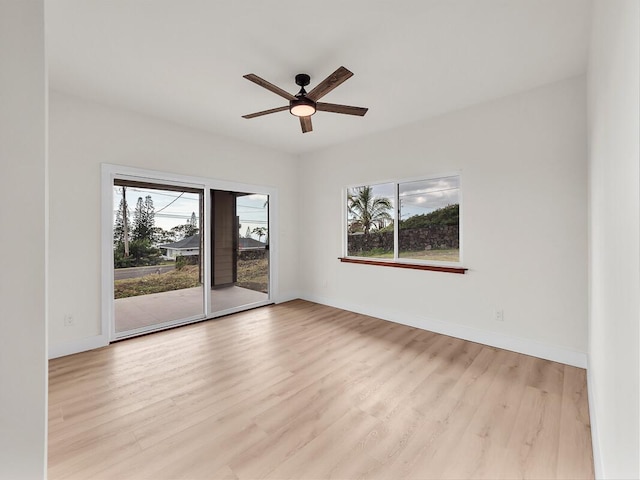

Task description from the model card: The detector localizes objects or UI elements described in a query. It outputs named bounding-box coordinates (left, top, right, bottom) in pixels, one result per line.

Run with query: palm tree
left=348, top=186, right=393, bottom=234
left=252, top=226, right=267, bottom=242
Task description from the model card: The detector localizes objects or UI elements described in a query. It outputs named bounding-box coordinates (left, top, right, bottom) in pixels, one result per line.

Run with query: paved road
left=114, top=265, right=175, bottom=280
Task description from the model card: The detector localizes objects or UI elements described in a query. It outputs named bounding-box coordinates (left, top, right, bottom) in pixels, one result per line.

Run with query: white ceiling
left=46, top=0, right=592, bottom=155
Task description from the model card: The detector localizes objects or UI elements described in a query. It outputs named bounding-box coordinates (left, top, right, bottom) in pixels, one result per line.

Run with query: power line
left=112, top=211, right=196, bottom=219
left=237, top=204, right=267, bottom=210
left=155, top=213, right=196, bottom=219
left=155, top=192, right=185, bottom=214
left=113, top=186, right=197, bottom=200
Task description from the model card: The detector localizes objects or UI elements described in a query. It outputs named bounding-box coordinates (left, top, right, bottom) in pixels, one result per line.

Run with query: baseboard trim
left=586, top=364, right=604, bottom=479
left=48, top=295, right=588, bottom=370
left=301, top=294, right=587, bottom=368
left=48, top=293, right=299, bottom=359
left=274, top=291, right=300, bottom=304
left=48, top=334, right=109, bottom=359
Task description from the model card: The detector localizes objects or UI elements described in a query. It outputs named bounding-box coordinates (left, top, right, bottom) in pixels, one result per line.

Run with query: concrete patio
left=114, top=285, right=268, bottom=333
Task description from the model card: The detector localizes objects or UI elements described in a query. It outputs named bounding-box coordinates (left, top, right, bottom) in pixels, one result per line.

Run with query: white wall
left=588, top=1, right=640, bottom=478
left=299, top=76, right=588, bottom=365
left=48, top=91, right=299, bottom=353
left=0, top=0, right=48, bottom=478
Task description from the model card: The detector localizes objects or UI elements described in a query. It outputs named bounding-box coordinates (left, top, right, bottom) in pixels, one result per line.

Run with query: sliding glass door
left=210, top=190, right=269, bottom=314
left=112, top=180, right=204, bottom=338
left=104, top=166, right=275, bottom=341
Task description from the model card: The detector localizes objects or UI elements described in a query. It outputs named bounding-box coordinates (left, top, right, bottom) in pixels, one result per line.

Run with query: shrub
left=176, top=255, right=187, bottom=270
left=113, top=239, right=162, bottom=268
left=400, top=204, right=459, bottom=229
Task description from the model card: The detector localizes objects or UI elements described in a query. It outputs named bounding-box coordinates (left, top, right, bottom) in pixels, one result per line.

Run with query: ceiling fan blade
left=316, top=102, right=368, bottom=116
left=242, top=105, right=289, bottom=119
left=307, top=66, right=353, bottom=101
left=243, top=74, right=296, bottom=101
left=300, top=116, right=313, bottom=133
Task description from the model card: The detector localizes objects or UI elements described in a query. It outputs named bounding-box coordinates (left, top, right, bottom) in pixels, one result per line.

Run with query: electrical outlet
left=64, top=314, right=75, bottom=327
left=494, top=309, right=504, bottom=322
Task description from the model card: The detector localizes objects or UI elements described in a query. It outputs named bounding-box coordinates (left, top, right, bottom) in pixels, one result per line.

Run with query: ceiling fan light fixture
left=242, top=67, right=366, bottom=132
left=289, top=97, right=316, bottom=117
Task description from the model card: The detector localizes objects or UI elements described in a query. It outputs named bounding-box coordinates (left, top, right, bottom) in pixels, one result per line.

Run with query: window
left=398, top=175, right=460, bottom=262
left=345, top=174, right=462, bottom=268
left=346, top=182, right=395, bottom=258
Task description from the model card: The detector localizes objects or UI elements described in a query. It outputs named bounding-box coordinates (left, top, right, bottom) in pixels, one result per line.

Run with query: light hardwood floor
left=48, top=300, right=594, bottom=479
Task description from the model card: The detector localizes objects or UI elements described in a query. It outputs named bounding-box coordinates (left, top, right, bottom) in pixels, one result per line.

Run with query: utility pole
left=122, top=187, right=130, bottom=257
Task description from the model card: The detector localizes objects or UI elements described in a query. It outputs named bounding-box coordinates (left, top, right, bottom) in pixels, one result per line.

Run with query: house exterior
left=239, top=237, right=266, bottom=250
left=159, top=234, right=265, bottom=259
left=159, top=234, right=201, bottom=259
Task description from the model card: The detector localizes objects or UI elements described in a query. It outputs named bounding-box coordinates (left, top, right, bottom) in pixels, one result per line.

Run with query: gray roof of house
left=239, top=237, right=265, bottom=249
left=160, top=234, right=200, bottom=250
left=160, top=234, right=265, bottom=250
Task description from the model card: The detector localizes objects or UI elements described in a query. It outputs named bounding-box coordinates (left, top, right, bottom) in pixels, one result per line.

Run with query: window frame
left=342, top=172, right=465, bottom=272
left=101, top=164, right=280, bottom=343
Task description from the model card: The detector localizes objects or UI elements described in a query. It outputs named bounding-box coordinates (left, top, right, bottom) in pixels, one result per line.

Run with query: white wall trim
left=586, top=362, right=604, bottom=479
left=48, top=334, right=109, bottom=359
left=301, top=294, right=588, bottom=368
left=274, top=291, right=301, bottom=304
left=51, top=287, right=588, bottom=370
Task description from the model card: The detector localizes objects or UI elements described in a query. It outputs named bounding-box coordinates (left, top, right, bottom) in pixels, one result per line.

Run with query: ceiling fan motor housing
left=295, top=73, right=311, bottom=87
left=290, top=73, right=316, bottom=116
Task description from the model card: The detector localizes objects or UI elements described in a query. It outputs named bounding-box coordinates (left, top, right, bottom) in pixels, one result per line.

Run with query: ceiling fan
left=242, top=66, right=368, bottom=133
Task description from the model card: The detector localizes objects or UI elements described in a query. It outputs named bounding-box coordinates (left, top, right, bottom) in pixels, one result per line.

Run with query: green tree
left=186, top=212, right=198, bottom=237
left=128, top=239, right=161, bottom=267
left=172, top=212, right=199, bottom=240
left=114, top=239, right=161, bottom=268
left=400, top=204, right=459, bottom=229
left=252, top=227, right=267, bottom=242
left=152, top=227, right=176, bottom=244
left=132, top=195, right=155, bottom=242
left=348, top=186, right=393, bottom=234
left=113, top=196, right=129, bottom=246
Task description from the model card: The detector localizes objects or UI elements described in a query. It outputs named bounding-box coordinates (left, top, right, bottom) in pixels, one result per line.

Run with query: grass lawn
left=114, top=258, right=269, bottom=299
left=353, top=248, right=460, bottom=263
left=399, top=249, right=460, bottom=262
left=114, top=265, right=200, bottom=299
left=236, top=257, right=268, bottom=293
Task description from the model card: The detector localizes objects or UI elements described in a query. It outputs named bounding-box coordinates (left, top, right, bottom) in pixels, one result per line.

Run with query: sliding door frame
left=101, top=164, right=278, bottom=342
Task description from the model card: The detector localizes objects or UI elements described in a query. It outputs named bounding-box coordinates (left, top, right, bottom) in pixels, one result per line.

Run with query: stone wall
left=399, top=225, right=459, bottom=250
left=347, top=225, right=459, bottom=254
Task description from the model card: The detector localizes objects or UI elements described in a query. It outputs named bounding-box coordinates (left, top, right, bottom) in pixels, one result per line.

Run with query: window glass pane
left=398, top=175, right=460, bottom=262
left=346, top=183, right=395, bottom=258
left=112, top=183, right=204, bottom=335
left=210, top=191, right=269, bottom=315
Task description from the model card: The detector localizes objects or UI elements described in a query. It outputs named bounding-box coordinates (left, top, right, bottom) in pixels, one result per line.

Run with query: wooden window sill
left=338, top=257, right=468, bottom=274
